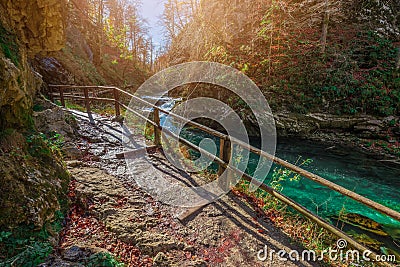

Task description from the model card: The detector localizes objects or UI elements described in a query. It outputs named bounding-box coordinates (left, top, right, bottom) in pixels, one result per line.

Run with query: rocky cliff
left=1, top=0, right=66, bottom=55
left=0, top=0, right=69, bottom=229
left=0, top=0, right=66, bottom=130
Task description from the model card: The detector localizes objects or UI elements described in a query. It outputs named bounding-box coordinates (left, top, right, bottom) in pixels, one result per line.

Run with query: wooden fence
left=49, top=85, right=400, bottom=265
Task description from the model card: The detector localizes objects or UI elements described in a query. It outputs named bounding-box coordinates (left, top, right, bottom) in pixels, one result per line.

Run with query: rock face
left=33, top=56, right=74, bottom=85
left=0, top=131, right=70, bottom=228
left=0, top=98, right=76, bottom=228
left=274, top=112, right=399, bottom=140
left=33, top=105, right=76, bottom=141
left=0, top=46, right=42, bottom=129
left=1, top=0, right=66, bottom=55
left=0, top=0, right=67, bottom=228
left=0, top=0, right=66, bottom=130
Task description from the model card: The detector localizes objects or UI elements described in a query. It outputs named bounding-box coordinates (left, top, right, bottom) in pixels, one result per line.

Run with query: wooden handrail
left=160, top=126, right=392, bottom=265
left=48, top=84, right=400, bottom=263
left=48, top=84, right=400, bottom=222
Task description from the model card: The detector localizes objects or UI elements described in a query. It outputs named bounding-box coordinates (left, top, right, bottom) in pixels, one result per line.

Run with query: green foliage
left=0, top=232, right=12, bottom=243
left=92, top=104, right=117, bottom=116
left=0, top=212, right=65, bottom=267
left=0, top=241, right=52, bottom=267
left=202, top=15, right=399, bottom=117
left=0, top=25, right=20, bottom=66
left=285, top=30, right=397, bottom=116
left=61, top=46, right=106, bottom=85
left=65, top=101, right=86, bottom=112
left=270, top=158, right=313, bottom=191
left=258, top=1, right=282, bottom=41
left=33, top=104, right=45, bottom=112
left=204, top=45, right=229, bottom=62
left=144, top=123, right=155, bottom=142
left=26, top=132, right=64, bottom=158
left=86, top=252, right=125, bottom=267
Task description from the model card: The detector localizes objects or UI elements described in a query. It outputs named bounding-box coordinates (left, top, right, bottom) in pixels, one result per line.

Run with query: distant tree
left=162, top=0, right=198, bottom=40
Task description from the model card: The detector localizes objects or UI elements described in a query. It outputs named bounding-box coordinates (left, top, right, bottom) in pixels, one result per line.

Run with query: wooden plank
left=153, top=108, right=161, bottom=147
left=53, top=95, right=115, bottom=103
left=113, top=88, right=120, bottom=117
left=218, top=138, right=231, bottom=176
left=177, top=205, right=208, bottom=222
left=218, top=138, right=225, bottom=176
left=97, top=89, right=113, bottom=95
left=115, top=145, right=158, bottom=159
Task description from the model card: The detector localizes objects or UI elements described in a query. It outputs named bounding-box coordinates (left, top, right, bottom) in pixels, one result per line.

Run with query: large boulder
left=33, top=106, right=75, bottom=141
left=0, top=131, right=70, bottom=228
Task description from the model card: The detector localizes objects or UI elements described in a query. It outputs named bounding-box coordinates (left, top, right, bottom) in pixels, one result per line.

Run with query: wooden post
left=49, top=86, right=54, bottom=102
left=179, top=138, right=232, bottom=222
left=218, top=138, right=232, bottom=191
left=59, top=87, right=65, bottom=107
left=218, top=138, right=226, bottom=176
left=153, top=108, right=161, bottom=147
left=218, top=138, right=231, bottom=175
left=113, top=88, right=121, bottom=117
left=83, top=87, right=91, bottom=113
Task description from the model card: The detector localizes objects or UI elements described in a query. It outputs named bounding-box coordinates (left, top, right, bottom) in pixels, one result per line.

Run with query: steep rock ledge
left=0, top=0, right=68, bottom=229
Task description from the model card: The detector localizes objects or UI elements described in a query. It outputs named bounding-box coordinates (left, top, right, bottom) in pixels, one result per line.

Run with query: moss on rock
left=0, top=131, right=70, bottom=229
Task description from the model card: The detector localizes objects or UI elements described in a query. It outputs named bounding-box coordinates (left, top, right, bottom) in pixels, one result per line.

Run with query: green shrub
left=0, top=212, right=65, bottom=267
left=26, top=132, right=64, bottom=158
left=86, top=252, right=125, bottom=267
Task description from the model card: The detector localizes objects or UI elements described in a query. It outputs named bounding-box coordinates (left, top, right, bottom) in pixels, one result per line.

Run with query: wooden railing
left=49, top=85, right=400, bottom=264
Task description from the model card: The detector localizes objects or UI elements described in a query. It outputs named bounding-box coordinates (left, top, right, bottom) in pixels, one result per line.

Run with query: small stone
left=63, top=145, right=83, bottom=160
left=66, top=160, right=83, bottom=168
left=62, top=246, right=86, bottom=261
left=153, top=252, right=169, bottom=265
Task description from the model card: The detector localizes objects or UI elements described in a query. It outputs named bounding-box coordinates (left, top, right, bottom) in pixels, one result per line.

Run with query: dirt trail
left=45, top=110, right=321, bottom=267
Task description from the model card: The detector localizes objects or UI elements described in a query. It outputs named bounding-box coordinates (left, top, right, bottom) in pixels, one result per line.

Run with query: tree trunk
left=320, top=0, right=329, bottom=53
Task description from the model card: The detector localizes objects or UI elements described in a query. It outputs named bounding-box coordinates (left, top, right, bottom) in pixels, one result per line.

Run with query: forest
left=66, top=0, right=400, bottom=113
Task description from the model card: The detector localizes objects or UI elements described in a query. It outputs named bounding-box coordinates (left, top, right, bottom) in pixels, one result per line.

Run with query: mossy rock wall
left=0, top=0, right=69, bottom=229
left=0, top=0, right=66, bottom=130
left=0, top=131, right=70, bottom=229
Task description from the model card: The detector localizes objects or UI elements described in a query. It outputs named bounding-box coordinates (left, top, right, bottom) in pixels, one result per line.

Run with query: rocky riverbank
left=196, top=108, right=399, bottom=162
